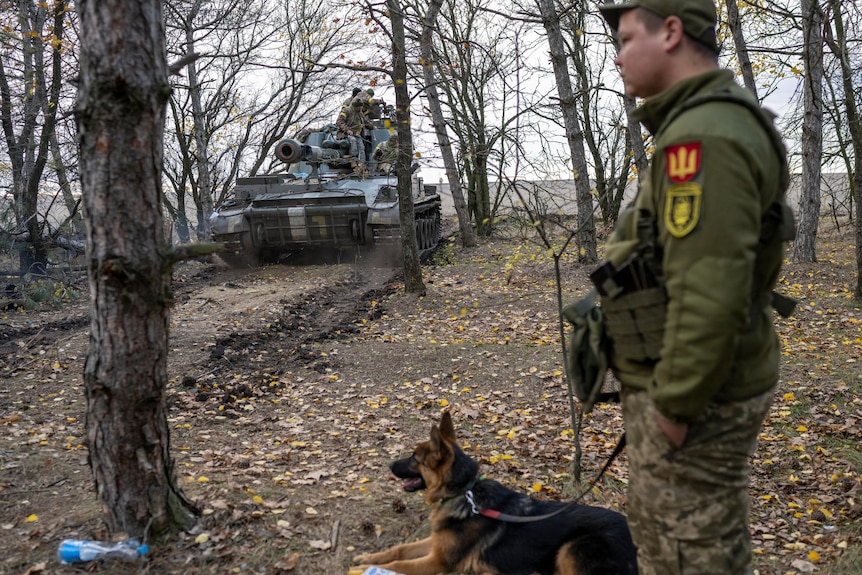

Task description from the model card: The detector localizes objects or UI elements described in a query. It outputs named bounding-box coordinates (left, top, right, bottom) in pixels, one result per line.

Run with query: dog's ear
left=429, top=422, right=453, bottom=458
left=430, top=424, right=443, bottom=454
left=438, top=411, right=456, bottom=442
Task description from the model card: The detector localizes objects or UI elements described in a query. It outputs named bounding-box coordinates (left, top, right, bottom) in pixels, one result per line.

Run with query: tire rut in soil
left=198, top=268, right=398, bottom=384
left=178, top=268, right=399, bottom=414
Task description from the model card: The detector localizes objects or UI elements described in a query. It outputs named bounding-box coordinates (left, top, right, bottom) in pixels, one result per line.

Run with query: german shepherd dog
left=353, top=411, right=638, bottom=575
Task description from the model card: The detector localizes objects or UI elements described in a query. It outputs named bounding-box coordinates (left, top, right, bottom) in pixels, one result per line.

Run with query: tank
left=210, top=106, right=442, bottom=267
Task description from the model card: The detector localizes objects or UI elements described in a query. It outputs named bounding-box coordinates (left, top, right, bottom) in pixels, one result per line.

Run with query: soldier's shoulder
left=663, top=101, right=763, bottom=146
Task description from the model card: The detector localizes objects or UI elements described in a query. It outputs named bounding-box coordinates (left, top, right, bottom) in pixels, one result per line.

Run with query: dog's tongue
left=402, top=477, right=423, bottom=492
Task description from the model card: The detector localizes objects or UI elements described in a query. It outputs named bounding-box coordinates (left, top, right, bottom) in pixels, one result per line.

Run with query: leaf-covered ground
left=0, top=217, right=860, bottom=575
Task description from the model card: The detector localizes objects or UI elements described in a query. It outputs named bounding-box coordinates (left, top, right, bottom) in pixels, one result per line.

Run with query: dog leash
left=465, top=433, right=626, bottom=524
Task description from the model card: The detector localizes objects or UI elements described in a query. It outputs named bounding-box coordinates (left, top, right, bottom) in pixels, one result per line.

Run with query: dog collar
left=441, top=475, right=484, bottom=507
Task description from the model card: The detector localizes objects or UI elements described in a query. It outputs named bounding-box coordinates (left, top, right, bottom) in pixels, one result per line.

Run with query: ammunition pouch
left=601, top=285, right=667, bottom=362
left=562, top=290, right=610, bottom=415
left=590, top=253, right=668, bottom=363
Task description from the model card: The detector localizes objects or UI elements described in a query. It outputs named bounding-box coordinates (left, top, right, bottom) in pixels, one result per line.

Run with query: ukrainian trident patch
left=665, top=183, right=702, bottom=238
left=665, top=143, right=701, bottom=183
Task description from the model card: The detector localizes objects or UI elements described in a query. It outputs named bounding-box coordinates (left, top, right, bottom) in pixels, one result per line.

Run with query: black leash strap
left=468, top=433, right=626, bottom=524
left=578, top=432, right=626, bottom=501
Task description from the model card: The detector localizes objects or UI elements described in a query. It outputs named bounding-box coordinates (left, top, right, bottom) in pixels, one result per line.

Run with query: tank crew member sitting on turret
left=336, top=96, right=374, bottom=163
left=372, top=133, right=398, bottom=173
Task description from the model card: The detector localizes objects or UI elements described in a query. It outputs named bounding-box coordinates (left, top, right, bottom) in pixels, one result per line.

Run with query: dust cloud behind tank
left=210, top=103, right=442, bottom=267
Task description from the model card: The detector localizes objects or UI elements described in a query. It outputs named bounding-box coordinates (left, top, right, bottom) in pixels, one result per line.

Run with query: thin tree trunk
left=724, top=0, right=758, bottom=98
left=624, top=94, right=649, bottom=198
left=537, top=0, right=597, bottom=263
left=420, top=0, right=476, bottom=247
left=50, top=131, right=84, bottom=235
left=186, top=0, right=214, bottom=240
left=388, top=0, right=425, bottom=294
left=824, top=0, right=862, bottom=298
left=790, top=0, right=823, bottom=263
left=76, top=0, right=199, bottom=537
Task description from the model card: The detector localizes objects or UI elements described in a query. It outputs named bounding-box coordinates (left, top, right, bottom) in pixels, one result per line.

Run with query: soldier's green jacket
left=605, top=69, right=788, bottom=422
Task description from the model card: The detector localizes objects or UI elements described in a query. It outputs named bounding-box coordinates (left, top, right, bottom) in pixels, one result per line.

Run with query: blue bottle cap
left=138, top=543, right=149, bottom=556
left=58, top=540, right=82, bottom=562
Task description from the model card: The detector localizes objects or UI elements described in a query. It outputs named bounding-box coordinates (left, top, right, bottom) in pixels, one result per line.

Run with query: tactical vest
left=597, top=88, right=796, bottom=362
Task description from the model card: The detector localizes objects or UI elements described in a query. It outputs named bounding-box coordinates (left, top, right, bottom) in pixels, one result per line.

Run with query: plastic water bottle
left=347, top=568, right=405, bottom=575
left=57, top=539, right=149, bottom=564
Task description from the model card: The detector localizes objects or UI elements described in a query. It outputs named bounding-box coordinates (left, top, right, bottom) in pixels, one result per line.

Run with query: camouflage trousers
left=621, top=386, right=775, bottom=575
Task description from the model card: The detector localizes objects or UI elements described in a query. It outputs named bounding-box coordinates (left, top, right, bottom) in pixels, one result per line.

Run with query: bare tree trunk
left=790, top=0, right=823, bottom=263
left=824, top=0, right=862, bottom=298
left=724, top=0, right=758, bottom=98
left=49, top=131, right=84, bottom=235
left=185, top=0, right=214, bottom=241
left=537, top=0, right=597, bottom=263
left=420, top=0, right=476, bottom=248
left=76, top=0, right=199, bottom=537
left=625, top=94, right=649, bottom=180
left=389, top=0, right=425, bottom=294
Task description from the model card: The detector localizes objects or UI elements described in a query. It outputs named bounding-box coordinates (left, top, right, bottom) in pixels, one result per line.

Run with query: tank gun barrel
left=275, top=138, right=345, bottom=165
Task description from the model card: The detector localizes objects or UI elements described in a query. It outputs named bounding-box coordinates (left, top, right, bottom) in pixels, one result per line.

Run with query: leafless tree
left=790, top=0, right=824, bottom=263
left=76, top=0, right=199, bottom=537
left=416, top=0, right=476, bottom=248
left=536, top=0, right=596, bottom=263
left=427, top=0, right=540, bottom=236
left=0, top=0, right=72, bottom=271
left=822, top=0, right=862, bottom=298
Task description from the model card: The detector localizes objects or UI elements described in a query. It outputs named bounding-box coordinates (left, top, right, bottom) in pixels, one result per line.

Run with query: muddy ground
left=1, top=220, right=860, bottom=575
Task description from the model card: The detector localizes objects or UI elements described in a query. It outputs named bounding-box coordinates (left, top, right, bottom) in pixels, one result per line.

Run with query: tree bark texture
left=388, top=0, right=425, bottom=294
left=75, top=0, right=199, bottom=537
left=790, top=0, right=823, bottom=263
left=537, top=0, right=597, bottom=263
left=420, top=0, right=476, bottom=248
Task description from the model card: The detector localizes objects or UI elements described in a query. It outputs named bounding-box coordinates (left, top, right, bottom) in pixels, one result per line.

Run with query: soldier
left=352, top=88, right=385, bottom=119
left=342, top=87, right=362, bottom=109
left=596, top=0, right=794, bottom=574
left=372, top=133, right=398, bottom=173
left=336, top=97, right=374, bottom=162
